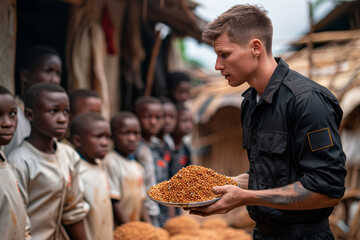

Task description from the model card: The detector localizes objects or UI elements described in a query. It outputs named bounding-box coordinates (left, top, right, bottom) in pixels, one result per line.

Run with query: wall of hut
left=192, top=106, right=249, bottom=176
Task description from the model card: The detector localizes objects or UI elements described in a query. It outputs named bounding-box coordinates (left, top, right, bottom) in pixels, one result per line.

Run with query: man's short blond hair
left=202, top=4, right=273, bottom=55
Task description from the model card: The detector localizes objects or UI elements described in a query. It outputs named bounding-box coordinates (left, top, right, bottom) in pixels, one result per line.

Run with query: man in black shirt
left=188, top=4, right=347, bottom=240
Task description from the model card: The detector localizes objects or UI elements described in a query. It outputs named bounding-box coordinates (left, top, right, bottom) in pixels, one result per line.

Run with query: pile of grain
left=148, top=165, right=238, bottom=203
left=113, top=216, right=252, bottom=240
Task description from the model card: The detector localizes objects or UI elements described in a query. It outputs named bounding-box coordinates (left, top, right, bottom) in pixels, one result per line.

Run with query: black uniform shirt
left=241, top=58, right=347, bottom=226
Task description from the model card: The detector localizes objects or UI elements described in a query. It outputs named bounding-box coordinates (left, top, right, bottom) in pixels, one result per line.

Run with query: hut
left=0, top=0, right=207, bottom=118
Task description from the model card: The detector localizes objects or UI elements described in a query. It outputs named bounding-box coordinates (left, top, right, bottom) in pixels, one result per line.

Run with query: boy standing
left=8, top=83, right=89, bottom=240
left=134, top=96, right=170, bottom=227
left=0, top=86, right=29, bottom=239
left=3, top=45, right=62, bottom=156
left=69, top=112, right=113, bottom=240
left=169, top=106, right=193, bottom=178
left=103, top=112, right=150, bottom=225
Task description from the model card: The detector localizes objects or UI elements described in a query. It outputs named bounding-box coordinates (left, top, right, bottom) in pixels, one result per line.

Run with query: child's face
left=28, top=91, right=69, bottom=140
left=24, top=55, right=62, bottom=90
left=71, top=96, right=102, bottom=119
left=172, top=81, right=191, bottom=105
left=162, top=103, right=177, bottom=134
left=176, top=109, right=193, bottom=137
left=113, top=118, right=141, bottom=156
left=0, top=94, right=17, bottom=145
left=78, top=120, right=111, bottom=160
left=139, top=103, right=163, bottom=137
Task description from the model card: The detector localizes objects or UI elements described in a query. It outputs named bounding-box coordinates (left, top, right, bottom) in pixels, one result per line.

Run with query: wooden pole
left=307, top=1, right=314, bottom=79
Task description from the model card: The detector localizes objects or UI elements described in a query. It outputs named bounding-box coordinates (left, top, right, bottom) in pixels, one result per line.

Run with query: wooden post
left=307, top=1, right=314, bottom=79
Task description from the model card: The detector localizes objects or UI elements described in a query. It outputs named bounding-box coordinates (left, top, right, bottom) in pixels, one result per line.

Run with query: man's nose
left=215, top=57, right=224, bottom=70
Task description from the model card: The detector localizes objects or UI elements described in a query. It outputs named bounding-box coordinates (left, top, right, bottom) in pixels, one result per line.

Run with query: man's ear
left=24, top=108, right=34, bottom=122
left=71, top=134, right=82, bottom=149
left=251, top=39, right=263, bottom=57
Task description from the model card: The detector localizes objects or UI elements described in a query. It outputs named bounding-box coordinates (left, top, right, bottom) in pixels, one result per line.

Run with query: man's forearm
left=248, top=181, right=340, bottom=210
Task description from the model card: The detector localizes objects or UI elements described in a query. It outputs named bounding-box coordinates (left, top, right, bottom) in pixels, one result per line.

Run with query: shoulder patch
left=307, top=128, right=333, bottom=152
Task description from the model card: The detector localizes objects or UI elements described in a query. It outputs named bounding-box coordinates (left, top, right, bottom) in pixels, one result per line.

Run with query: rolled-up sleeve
left=291, top=90, right=347, bottom=198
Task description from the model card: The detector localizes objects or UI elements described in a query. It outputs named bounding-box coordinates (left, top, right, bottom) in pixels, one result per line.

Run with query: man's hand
left=185, top=181, right=341, bottom=217
left=185, top=185, right=244, bottom=217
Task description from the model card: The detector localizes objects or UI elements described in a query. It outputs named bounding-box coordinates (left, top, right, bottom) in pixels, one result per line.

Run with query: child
left=0, top=86, right=29, bottom=239
left=170, top=106, right=193, bottom=178
left=134, top=96, right=170, bottom=227
left=157, top=97, right=177, bottom=150
left=3, top=45, right=62, bottom=156
left=61, top=88, right=102, bottom=146
left=69, top=89, right=102, bottom=121
left=166, top=71, right=191, bottom=107
left=103, top=111, right=150, bottom=226
left=8, top=83, right=89, bottom=240
left=69, top=112, right=113, bottom=240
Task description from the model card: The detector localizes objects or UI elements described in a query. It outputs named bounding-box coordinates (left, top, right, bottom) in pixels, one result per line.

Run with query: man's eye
left=221, top=53, right=229, bottom=58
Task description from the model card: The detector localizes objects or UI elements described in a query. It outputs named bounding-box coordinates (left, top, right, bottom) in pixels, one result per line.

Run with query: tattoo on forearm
left=258, top=182, right=311, bottom=206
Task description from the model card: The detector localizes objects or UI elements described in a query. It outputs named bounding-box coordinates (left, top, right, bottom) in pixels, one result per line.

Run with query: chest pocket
left=257, top=131, right=289, bottom=188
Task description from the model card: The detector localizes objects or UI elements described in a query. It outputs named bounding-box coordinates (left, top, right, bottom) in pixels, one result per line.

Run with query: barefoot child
left=70, top=112, right=113, bottom=240
left=8, top=83, right=89, bottom=240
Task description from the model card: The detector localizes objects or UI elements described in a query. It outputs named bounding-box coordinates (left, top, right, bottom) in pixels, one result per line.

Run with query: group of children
left=0, top=45, right=194, bottom=239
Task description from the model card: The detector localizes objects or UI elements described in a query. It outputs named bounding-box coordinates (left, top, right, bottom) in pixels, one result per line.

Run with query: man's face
left=139, top=103, right=164, bottom=137
left=28, top=91, right=69, bottom=140
left=113, top=118, right=141, bottom=156
left=0, top=94, right=17, bottom=145
left=213, top=32, right=257, bottom=87
left=71, top=97, right=102, bottom=119
left=24, top=55, right=62, bottom=90
left=78, top=120, right=111, bottom=160
left=162, top=103, right=177, bottom=134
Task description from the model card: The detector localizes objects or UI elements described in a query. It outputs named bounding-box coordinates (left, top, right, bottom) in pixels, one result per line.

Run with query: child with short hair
left=68, top=89, right=102, bottom=120
left=3, top=45, right=62, bottom=156
left=8, top=83, right=89, bottom=240
left=69, top=112, right=113, bottom=240
left=157, top=97, right=177, bottom=150
left=103, top=111, right=150, bottom=226
left=170, top=106, right=193, bottom=177
left=166, top=71, right=191, bottom=107
left=134, top=96, right=171, bottom=227
left=0, top=86, right=29, bottom=239
left=61, top=88, right=102, bottom=146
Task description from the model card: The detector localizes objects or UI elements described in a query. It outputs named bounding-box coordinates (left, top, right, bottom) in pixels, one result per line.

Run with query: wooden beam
left=292, top=30, right=360, bottom=45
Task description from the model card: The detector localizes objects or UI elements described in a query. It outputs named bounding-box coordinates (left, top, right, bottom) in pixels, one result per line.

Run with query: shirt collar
left=242, top=58, right=289, bottom=104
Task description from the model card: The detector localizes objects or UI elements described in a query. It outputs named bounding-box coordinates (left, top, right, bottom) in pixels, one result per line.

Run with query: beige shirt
left=8, top=141, right=89, bottom=240
left=135, top=141, right=160, bottom=217
left=2, top=97, right=31, bottom=157
left=103, top=151, right=146, bottom=221
left=0, top=150, right=30, bottom=240
left=79, top=159, right=113, bottom=240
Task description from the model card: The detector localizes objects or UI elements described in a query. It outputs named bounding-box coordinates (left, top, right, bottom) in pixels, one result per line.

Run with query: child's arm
left=141, top=201, right=152, bottom=223
left=64, top=220, right=87, bottom=240
left=62, top=150, right=89, bottom=239
left=112, top=199, right=129, bottom=225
